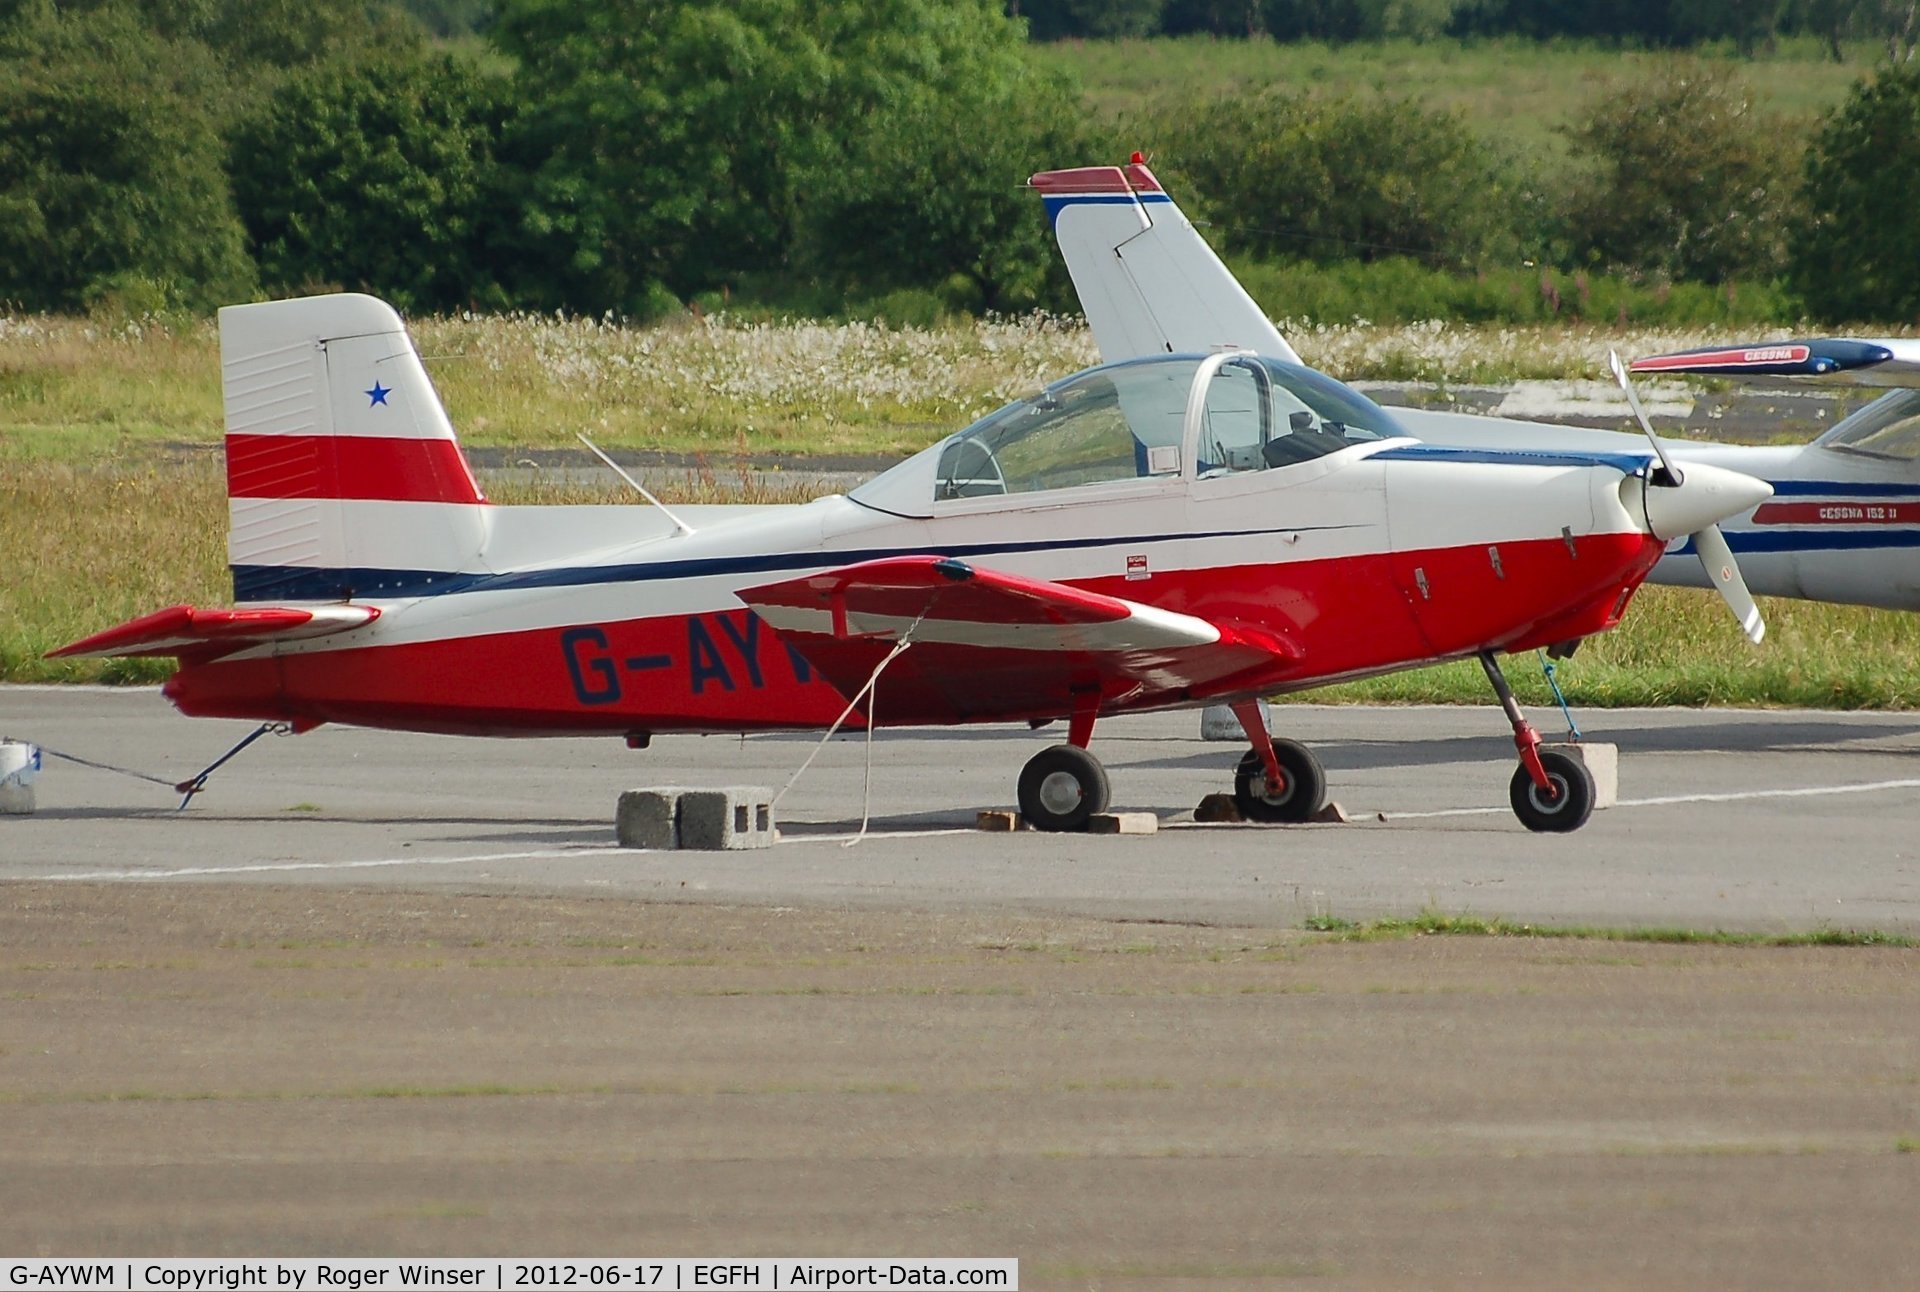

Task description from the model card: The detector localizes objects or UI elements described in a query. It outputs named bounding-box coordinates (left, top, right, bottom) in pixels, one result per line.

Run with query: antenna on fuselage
left=575, top=433, right=697, bottom=537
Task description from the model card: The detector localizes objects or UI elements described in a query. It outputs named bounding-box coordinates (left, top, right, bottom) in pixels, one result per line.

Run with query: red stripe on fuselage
left=227, top=434, right=486, bottom=504
left=161, top=532, right=1663, bottom=736
left=1753, top=501, right=1920, bottom=526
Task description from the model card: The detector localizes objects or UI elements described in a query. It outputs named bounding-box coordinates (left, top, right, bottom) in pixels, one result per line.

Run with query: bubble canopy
left=848, top=353, right=1412, bottom=517
left=1815, top=388, right=1920, bottom=463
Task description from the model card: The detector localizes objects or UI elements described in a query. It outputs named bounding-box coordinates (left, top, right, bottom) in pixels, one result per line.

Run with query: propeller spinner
left=1607, top=350, right=1770, bottom=644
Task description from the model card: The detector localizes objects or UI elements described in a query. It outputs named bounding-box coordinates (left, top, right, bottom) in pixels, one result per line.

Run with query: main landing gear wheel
left=1509, top=750, right=1595, bottom=833
left=1232, top=739, right=1327, bottom=824
left=1018, top=744, right=1112, bottom=833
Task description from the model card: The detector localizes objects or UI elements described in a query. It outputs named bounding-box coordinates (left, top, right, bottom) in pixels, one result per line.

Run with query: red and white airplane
left=1036, top=155, right=1920, bottom=617
left=53, top=283, right=1765, bottom=832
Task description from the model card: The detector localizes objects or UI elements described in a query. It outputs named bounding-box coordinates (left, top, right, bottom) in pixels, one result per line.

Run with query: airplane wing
left=49, top=604, right=380, bottom=661
left=737, top=556, right=1300, bottom=724
left=1630, top=339, right=1920, bottom=388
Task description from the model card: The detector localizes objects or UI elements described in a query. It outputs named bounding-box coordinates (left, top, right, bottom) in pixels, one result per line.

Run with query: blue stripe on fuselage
left=230, top=522, right=1360, bottom=603
left=1371, top=444, right=1656, bottom=474
left=1674, top=528, right=1920, bottom=555
left=1764, top=479, right=1920, bottom=499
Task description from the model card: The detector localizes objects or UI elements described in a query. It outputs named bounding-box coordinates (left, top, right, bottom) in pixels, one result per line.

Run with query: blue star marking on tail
left=366, top=381, right=391, bottom=407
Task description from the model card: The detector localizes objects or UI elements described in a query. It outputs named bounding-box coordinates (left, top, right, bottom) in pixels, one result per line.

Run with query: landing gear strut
left=1479, top=651, right=1594, bottom=833
left=1228, top=698, right=1326, bottom=823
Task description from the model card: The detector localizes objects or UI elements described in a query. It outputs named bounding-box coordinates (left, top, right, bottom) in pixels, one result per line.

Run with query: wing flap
left=739, top=556, right=1299, bottom=724
left=49, top=604, right=380, bottom=660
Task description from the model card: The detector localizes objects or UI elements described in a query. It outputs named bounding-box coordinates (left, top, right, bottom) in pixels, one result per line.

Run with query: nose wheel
left=1509, top=749, right=1595, bottom=833
left=1224, top=698, right=1327, bottom=823
left=1018, top=743, right=1111, bottom=832
left=1480, top=651, right=1595, bottom=833
left=1233, top=739, right=1326, bottom=823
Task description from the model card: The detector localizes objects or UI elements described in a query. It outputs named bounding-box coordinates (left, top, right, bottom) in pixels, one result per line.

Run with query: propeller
left=1607, top=350, right=1768, bottom=644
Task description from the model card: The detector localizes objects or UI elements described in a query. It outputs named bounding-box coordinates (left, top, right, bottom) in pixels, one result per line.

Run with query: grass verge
left=1302, top=911, right=1915, bottom=947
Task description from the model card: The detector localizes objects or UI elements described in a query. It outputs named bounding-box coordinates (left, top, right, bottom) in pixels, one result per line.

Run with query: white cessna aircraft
left=1033, top=157, right=1920, bottom=619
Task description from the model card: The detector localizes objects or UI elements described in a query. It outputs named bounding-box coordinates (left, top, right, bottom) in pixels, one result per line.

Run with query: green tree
left=1021, top=0, right=1167, bottom=39
left=1, top=0, right=421, bottom=76
left=489, top=0, right=1036, bottom=314
left=1264, top=0, right=1463, bottom=40
left=228, top=51, right=510, bottom=310
left=1158, top=0, right=1264, bottom=36
left=1560, top=63, right=1796, bottom=282
left=1790, top=65, right=1920, bottom=320
left=1669, top=0, right=1787, bottom=53
left=1139, top=89, right=1532, bottom=271
left=0, top=8, right=255, bottom=312
left=795, top=70, right=1098, bottom=313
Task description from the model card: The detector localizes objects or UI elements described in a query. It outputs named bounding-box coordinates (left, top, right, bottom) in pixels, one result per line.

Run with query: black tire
left=1018, top=744, right=1112, bottom=833
left=1233, top=738, right=1327, bottom=823
left=1509, top=750, right=1595, bottom=833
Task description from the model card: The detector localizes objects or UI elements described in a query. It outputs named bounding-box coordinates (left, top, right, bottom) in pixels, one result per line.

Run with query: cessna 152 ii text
left=1035, top=155, right=1920, bottom=617
left=54, top=283, right=1768, bottom=832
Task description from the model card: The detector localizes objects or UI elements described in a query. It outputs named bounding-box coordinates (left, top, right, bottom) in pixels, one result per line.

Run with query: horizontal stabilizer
left=49, top=604, right=379, bottom=660
left=1630, top=338, right=1920, bottom=388
left=739, top=556, right=1300, bottom=725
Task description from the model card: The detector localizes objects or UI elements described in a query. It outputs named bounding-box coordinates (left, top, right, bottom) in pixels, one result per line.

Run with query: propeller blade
left=1691, top=523, right=1766, bottom=644
left=1608, top=348, right=1766, bottom=645
left=1607, top=348, right=1681, bottom=484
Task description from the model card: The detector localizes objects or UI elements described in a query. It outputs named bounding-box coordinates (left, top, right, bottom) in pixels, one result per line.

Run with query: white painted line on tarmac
left=20, top=846, right=626, bottom=882
left=1384, top=776, right=1920, bottom=821
left=18, top=828, right=977, bottom=882
left=779, top=828, right=978, bottom=846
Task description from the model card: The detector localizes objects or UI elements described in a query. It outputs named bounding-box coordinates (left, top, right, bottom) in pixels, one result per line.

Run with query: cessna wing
left=738, top=556, right=1301, bottom=725
left=1630, top=339, right=1920, bottom=388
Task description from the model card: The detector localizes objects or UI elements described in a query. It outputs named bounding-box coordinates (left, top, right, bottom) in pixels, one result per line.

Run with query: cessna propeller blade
left=1691, top=523, right=1766, bottom=644
left=1607, top=349, right=1768, bottom=644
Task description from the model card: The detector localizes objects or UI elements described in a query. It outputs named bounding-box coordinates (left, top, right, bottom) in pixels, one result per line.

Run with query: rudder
left=1031, top=156, right=1302, bottom=366
left=221, top=293, right=489, bottom=602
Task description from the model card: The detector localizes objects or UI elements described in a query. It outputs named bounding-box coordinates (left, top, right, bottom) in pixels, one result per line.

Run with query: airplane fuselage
left=164, top=447, right=1665, bottom=737
left=1395, top=408, right=1920, bottom=612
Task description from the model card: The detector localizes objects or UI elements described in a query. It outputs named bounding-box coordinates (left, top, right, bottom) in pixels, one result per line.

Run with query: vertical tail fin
left=221, top=293, right=490, bottom=602
left=1031, top=156, right=1300, bottom=366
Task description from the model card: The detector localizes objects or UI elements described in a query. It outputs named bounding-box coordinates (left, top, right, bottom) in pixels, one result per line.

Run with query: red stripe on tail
left=227, top=434, right=486, bottom=504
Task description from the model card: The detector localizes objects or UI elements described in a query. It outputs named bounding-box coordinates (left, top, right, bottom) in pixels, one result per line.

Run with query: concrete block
left=1088, top=812, right=1158, bottom=835
left=1543, top=742, right=1617, bottom=810
left=1194, top=793, right=1243, bottom=823
left=678, top=786, right=775, bottom=850
left=0, top=740, right=37, bottom=815
left=1200, top=701, right=1269, bottom=742
left=977, top=810, right=1022, bottom=832
left=616, top=788, right=685, bottom=850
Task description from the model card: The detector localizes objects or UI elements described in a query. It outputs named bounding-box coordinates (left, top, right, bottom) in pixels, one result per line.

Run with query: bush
left=1137, top=88, right=1536, bottom=273
left=228, top=50, right=512, bottom=311
left=1020, top=0, right=1166, bottom=39
left=1228, top=256, right=1793, bottom=326
left=1559, top=61, right=1798, bottom=283
left=0, top=8, right=255, bottom=313
left=1790, top=64, right=1920, bottom=324
left=793, top=67, right=1099, bottom=315
left=490, top=0, right=1039, bottom=314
